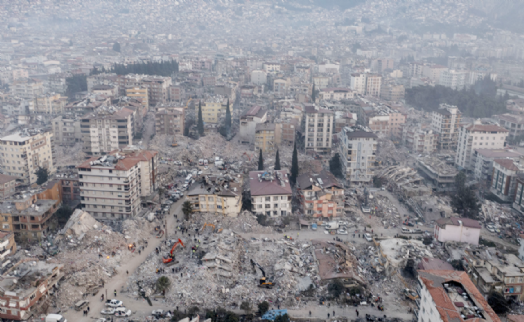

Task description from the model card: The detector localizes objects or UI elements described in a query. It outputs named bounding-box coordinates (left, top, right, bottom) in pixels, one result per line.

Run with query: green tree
left=182, top=201, right=193, bottom=220
left=450, top=171, right=480, bottom=219
left=258, top=149, right=264, bottom=170
left=423, top=235, right=433, bottom=245
left=155, top=276, right=171, bottom=294
left=112, top=42, right=121, bottom=52
left=56, top=206, right=73, bottom=227
left=35, top=167, right=49, bottom=185
left=311, top=83, right=316, bottom=102
left=329, top=153, right=343, bottom=178
left=290, top=141, right=299, bottom=186
left=487, top=291, right=510, bottom=314
left=240, top=301, right=252, bottom=313
left=274, top=314, right=290, bottom=322
left=327, top=279, right=344, bottom=298
left=197, top=101, right=204, bottom=136
left=225, top=99, right=231, bottom=133
left=274, top=150, right=281, bottom=170
left=158, top=187, right=165, bottom=206
left=258, top=301, right=269, bottom=315
left=65, top=74, right=87, bottom=100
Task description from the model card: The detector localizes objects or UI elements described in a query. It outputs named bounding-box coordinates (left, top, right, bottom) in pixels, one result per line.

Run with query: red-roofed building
left=249, top=170, right=292, bottom=217
left=77, top=148, right=158, bottom=221
left=417, top=270, right=501, bottom=322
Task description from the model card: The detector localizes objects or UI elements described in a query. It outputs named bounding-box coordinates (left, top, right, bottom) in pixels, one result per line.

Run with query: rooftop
left=436, top=217, right=481, bottom=229
left=77, top=149, right=157, bottom=171
left=249, top=170, right=292, bottom=196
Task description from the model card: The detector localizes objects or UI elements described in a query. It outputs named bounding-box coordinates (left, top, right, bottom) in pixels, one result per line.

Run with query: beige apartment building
left=32, top=94, right=67, bottom=114
left=126, top=87, right=149, bottom=110
left=77, top=149, right=158, bottom=221
left=366, top=74, right=382, bottom=97
left=305, top=105, right=334, bottom=155
left=81, top=107, right=134, bottom=156
left=11, top=78, right=44, bottom=100
left=0, top=130, right=55, bottom=185
left=155, top=107, right=185, bottom=135
left=52, top=115, right=82, bottom=146
left=431, top=104, right=462, bottom=150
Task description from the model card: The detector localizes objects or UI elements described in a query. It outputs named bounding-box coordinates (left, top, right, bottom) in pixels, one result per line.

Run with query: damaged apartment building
left=186, top=173, right=243, bottom=217
left=296, top=170, right=344, bottom=218
left=249, top=170, right=292, bottom=217
left=77, top=148, right=158, bottom=221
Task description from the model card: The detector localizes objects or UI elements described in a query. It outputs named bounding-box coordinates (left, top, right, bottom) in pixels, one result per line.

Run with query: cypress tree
left=312, top=83, right=316, bottom=102
left=290, top=141, right=299, bottom=185
left=197, top=101, right=204, bottom=136
left=274, top=150, right=281, bottom=170
left=225, top=99, right=231, bottom=133
left=258, top=149, right=264, bottom=171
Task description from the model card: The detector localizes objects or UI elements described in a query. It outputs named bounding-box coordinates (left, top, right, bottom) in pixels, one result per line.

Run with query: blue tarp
left=262, top=309, right=288, bottom=321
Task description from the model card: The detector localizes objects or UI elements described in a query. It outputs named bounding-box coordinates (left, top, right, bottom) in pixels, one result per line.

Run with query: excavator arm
left=163, top=239, right=185, bottom=264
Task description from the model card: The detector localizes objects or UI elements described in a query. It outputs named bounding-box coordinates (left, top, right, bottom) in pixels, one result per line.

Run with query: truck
left=44, top=314, right=67, bottom=322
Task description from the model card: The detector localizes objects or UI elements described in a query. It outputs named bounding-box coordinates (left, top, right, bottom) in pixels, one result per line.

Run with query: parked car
left=74, top=300, right=89, bottom=311
left=101, top=308, right=116, bottom=315
left=114, top=307, right=132, bottom=317
left=364, top=233, right=373, bottom=242
left=105, top=299, right=123, bottom=307
left=486, top=225, right=496, bottom=233
left=337, top=228, right=348, bottom=235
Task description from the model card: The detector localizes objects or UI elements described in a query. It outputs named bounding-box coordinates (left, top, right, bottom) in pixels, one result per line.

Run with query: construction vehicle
left=403, top=289, right=419, bottom=301
left=163, top=238, right=185, bottom=264
left=202, top=222, right=216, bottom=232
left=171, top=137, right=178, bottom=147
left=250, top=259, right=275, bottom=289
left=184, top=98, right=192, bottom=109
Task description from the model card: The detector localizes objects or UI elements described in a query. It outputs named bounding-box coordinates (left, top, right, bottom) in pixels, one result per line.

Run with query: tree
left=329, top=153, right=343, bottom=178
left=311, top=83, right=316, bottom=102
left=65, top=74, right=87, bottom=100
left=258, top=301, right=269, bottom=316
left=274, top=314, right=290, bottom=322
left=35, top=167, right=49, bottom=185
left=290, top=141, right=299, bottom=186
left=112, top=42, right=121, bottom=52
left=450, top=171, right=480, bottom=219
left=240, top=301, right=252, bottom=314
left=219, top=99, right=232, bottom=139
left=56, top=206, right=74, bottom=227
left=274, top=150, right=281, bottom=170
left=158, top=187, right=165, bottom=206
left=188, top=306, right=200, bottom=316
left=487, top=291, right=510, bottom=314
left=327, top=279, right=344, bottom=298
left=197, top=101, right=204, bottom=136
left=258, top=149, right=264, bottom=170
left=182, top=201, right=193, bottom=220
left=155, top=276, right=171, bottom=294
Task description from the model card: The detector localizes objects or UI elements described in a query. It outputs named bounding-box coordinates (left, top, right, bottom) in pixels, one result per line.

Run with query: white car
left=486, top=225, right=496, bottom=233
left=364, top=233, right=373, bottom=242
left=337, top=228, right=348, bottom=235
left=114, top=307, right=132, bottom=317
left=105, top=299, right=123, bottom=307
left=101, top=308, right=115, bottom=315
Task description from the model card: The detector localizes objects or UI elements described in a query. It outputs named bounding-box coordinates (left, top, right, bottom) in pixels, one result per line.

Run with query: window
left=265, top=204, right=270, bottom=208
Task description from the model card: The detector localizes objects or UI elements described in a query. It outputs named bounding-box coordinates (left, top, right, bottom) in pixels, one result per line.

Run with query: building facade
left=52, top=115, right=82, bottom=146
left=304, top=105, right=334, bottom=155
left=431, top=104, right=462, bottom=151
left=339, top=127, right=377, bottom=183
left=296, top=170, right=344, bottom=218
left=155, top=108, right=185, bottom=136
left=434, top=217, right=481, bottom=245
left=249, top=170, right=292, bottom=217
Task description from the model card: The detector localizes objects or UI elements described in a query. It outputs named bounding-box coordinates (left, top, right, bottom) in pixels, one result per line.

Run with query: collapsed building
left=186, top=173, right=243, bottom=217
left=416, top=155, right=458, bottom=192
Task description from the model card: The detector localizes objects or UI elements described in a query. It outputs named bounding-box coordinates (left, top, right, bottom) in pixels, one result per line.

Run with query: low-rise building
left=296, top=170, right=344, bottom=218
left=186, top=174, right=243, bottom=217
left=0, top=260, right=63, bottom=321
left=319, top=88, right=355, bottom=101
left=249, top=170, right=292, bottom=217
left=417, top=155, right=458, bottom=191
left=434, top=217, right=481, bottom=245
left=0, top=174, right=17, bottom=200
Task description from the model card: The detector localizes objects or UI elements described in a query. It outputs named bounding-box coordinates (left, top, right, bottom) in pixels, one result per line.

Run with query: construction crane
left=250, top=259, right=275, bottom=289
left=163, top=238, right=185, bottom=264
left=184, top=98, right=192, bottom=109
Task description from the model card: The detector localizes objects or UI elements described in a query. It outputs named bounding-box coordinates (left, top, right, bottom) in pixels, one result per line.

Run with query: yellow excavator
left=202, top=222, right=216, bottom=232
left=251, top=259, right=275, bottom=289
left=171, top=137, right=178, bottom=147
left=184, top=98, right=192, bottom=109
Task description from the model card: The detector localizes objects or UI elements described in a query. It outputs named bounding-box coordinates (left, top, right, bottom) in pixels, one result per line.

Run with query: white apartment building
left=319, top=88, right=355, bottom=101
left=350, top=73, right=367, bottom=95
left=340, top=127, right=378, bottom=183
left=431, top=104, right=462, bottom=150
left=439, top=69, right=467, bottom=90
left=52, top=115, right=82, bottom=146
left=0, top=130, right=55, bottom=185
left=455, top=122, right=508, bottom=170
left=313, top=76, right=329, bottom=90
left=304, top=105, right=334, bottom=155
left=249, top=170, right=292, bottom=217
left=403, top=128, right=438, bottom=154
left=81, top=107, right=134, bottom=156
left=11, top=79, right=44, bottom=100
left=77, top=149, right=158, bottom=221
left=263, top=63, right=280, bottom=73
left=251, top=70, right=267, bottom=85
left=366, top=74, right=382, bottom=97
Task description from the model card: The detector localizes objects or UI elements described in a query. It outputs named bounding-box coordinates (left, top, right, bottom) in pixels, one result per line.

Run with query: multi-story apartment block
left=296, top=170, right=344, bottom=218
left=439, top=69, right=467, bottom=90
left=0, top=260, right=63, bottom=321
left=11, top=78, right=44, bottom=100
left=473, top=149, right=521, bottom=183
left=350, top=73, right=367, bottom=95
left=313, top=76, right=330, bottom=90
left=249, top=170, right=292, bottom=217
left=155, top=107, right=185, bottom=135
left=239, top=106, right=267, bottom=145
left=380, top=84, right=405, bottom=101
left=513, top=175, right=524, bottom=216
left=263, top=62, right=280, bottom=73
left=201, top=98, right=225, bottom=124
left=455, top=123, right=508, bottom=170
left=51, top=115, right=82, bottom=146
left=87, top=73, right=118, bottom=92
left=491, top=158, right=524, bottom=202
left=273, top=79, right=288, bottom=94
left=365, top=74, right=382, bottom=97
left=0, top=231, right=16, bottom=263
left=494, top=114, right=524, bottom=141
left=417, top=270, right=501, bottom=322
left=81, top=107, right=134, bottom=156
left=77, top=149, right=158, bottom=221
left=255, top=123, right=276, bottom=153
left=404, top=128, right=438, bottom=154
left=340, top=126, right=377, bottom=183
left=423, top=64, right=448, bottom=82
left=32, top=94, right=67, bottom=114
left=431, top=104, right=462, bottom=150
left=0, top=130, right=55, bottom=185
left=251, top=70, right=267, bottom=85
left=186, top=174, right=243, bottom=217
left=116, top=75, right=172, bottom=106
left=319, top=88, right=355, bottom=101
left=168, top=85, right=183, bottom=102
left=47, top=73, right=70, bottom=94
left=126, top=87, right=149, bottom=110
left=91, top=85, right=118, bottom=97
left=409, top=62, right=425, bottom=77
left=304, top=105, right=334, bottom=155
left=0, top=174, right=17, bottom=200
left=275, top=119, right=297, bottom=147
